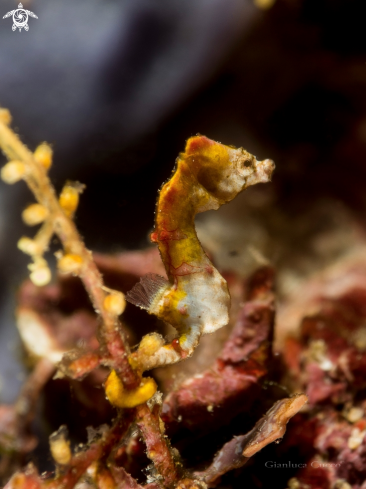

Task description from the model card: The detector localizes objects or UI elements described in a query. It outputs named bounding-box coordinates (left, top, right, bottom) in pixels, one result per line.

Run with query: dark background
left=0, top=0, right=366, bottom=412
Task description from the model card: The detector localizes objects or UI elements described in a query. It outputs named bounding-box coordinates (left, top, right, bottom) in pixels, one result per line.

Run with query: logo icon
left=3, top=3, right=38, bottom=32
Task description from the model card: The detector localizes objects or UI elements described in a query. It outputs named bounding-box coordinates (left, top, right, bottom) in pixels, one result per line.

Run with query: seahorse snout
left=246, top=158, right=275, bottom=187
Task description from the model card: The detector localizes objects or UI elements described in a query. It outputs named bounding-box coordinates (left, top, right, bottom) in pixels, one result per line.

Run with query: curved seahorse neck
left=151, top=158, right=212, bottom=285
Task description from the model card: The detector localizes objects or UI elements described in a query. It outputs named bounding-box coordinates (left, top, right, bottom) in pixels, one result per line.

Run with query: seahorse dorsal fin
left=126, top=273, right=169, bottom=312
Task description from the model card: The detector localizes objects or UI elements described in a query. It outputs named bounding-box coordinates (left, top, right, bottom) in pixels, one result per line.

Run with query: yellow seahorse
left=127, top=135, right=274, bottom=371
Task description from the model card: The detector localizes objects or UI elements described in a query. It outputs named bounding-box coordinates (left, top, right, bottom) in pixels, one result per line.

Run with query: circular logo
left=13, top=8, right=28, bottom=29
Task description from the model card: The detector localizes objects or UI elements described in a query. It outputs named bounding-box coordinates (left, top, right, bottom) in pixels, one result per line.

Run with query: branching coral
left=0, top=108, right=307, bottom=489
left=0, top=109, right=138, bottom=390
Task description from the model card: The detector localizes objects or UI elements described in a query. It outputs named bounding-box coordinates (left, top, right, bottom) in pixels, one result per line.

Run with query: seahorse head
left=184, top=135, right=274, bottom=204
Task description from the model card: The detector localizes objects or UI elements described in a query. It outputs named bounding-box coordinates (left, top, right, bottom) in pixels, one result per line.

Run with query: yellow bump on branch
left=34, top=142, right=53, bottom=170
left=104, top=292, right=126, bottom=316
left=0, top=108, right=11, bottom=125
left=1, top=161, right=26, bottom=184
left=105, top=370, right=157, bottom=408
left=49, top=426, right=72, bottom=465
left=59, top=184, right=80, bottom=217
left=50, top=438, right=72, bottom=465
left=28, top=258, right=51, bottom=286
left=138, top=333, right=165, bottom=357
left=22, top=203, right=49, bottom=226
left=57, top=253, right=83, bottom=275
left=17, top=236, right=40, bottom=256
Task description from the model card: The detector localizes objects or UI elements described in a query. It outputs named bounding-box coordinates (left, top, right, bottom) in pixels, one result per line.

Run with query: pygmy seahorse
left=127, top=135, right=274, bottom=371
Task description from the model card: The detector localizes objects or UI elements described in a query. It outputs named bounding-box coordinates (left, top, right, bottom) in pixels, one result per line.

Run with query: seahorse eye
left=236, top=153, right=256, bottom=177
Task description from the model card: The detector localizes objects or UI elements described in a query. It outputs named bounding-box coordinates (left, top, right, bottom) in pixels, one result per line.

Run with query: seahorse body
left=127, top=135, right=274, bottom=370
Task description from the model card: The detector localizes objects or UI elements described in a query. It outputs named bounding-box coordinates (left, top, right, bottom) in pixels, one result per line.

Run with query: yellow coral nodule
left=28, top=258, right=51, bottom=286
left=104, top=292, right=126, bottom=316
left=138, top=333, right=165, bottom=356
left=34, top=142, right=53, bottom=170
left=59, top=183, right=84, bottom=217
left=105, top=370, right=157, bottom=408
left=22, top=203, right=49, bottom=226
left=50, top=437, right=72, bottom=466
left=0, top=108, right=12, bottom=125
left=1, top=160, right=26, bottom=184
left=18, top=236, right=40, bottom=256
left=57, top=253, right=83, bottom=275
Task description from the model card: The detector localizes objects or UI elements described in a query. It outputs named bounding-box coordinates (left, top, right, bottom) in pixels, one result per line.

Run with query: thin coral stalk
left=196, top=394, right=308, bottom=486
left=0, top=359, right=54, bottom=478
left=135, top=403, right=180, bottom=488
left=109, top=465, right=162, bottom=489
left=15, top=358, right=55, bottom=433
